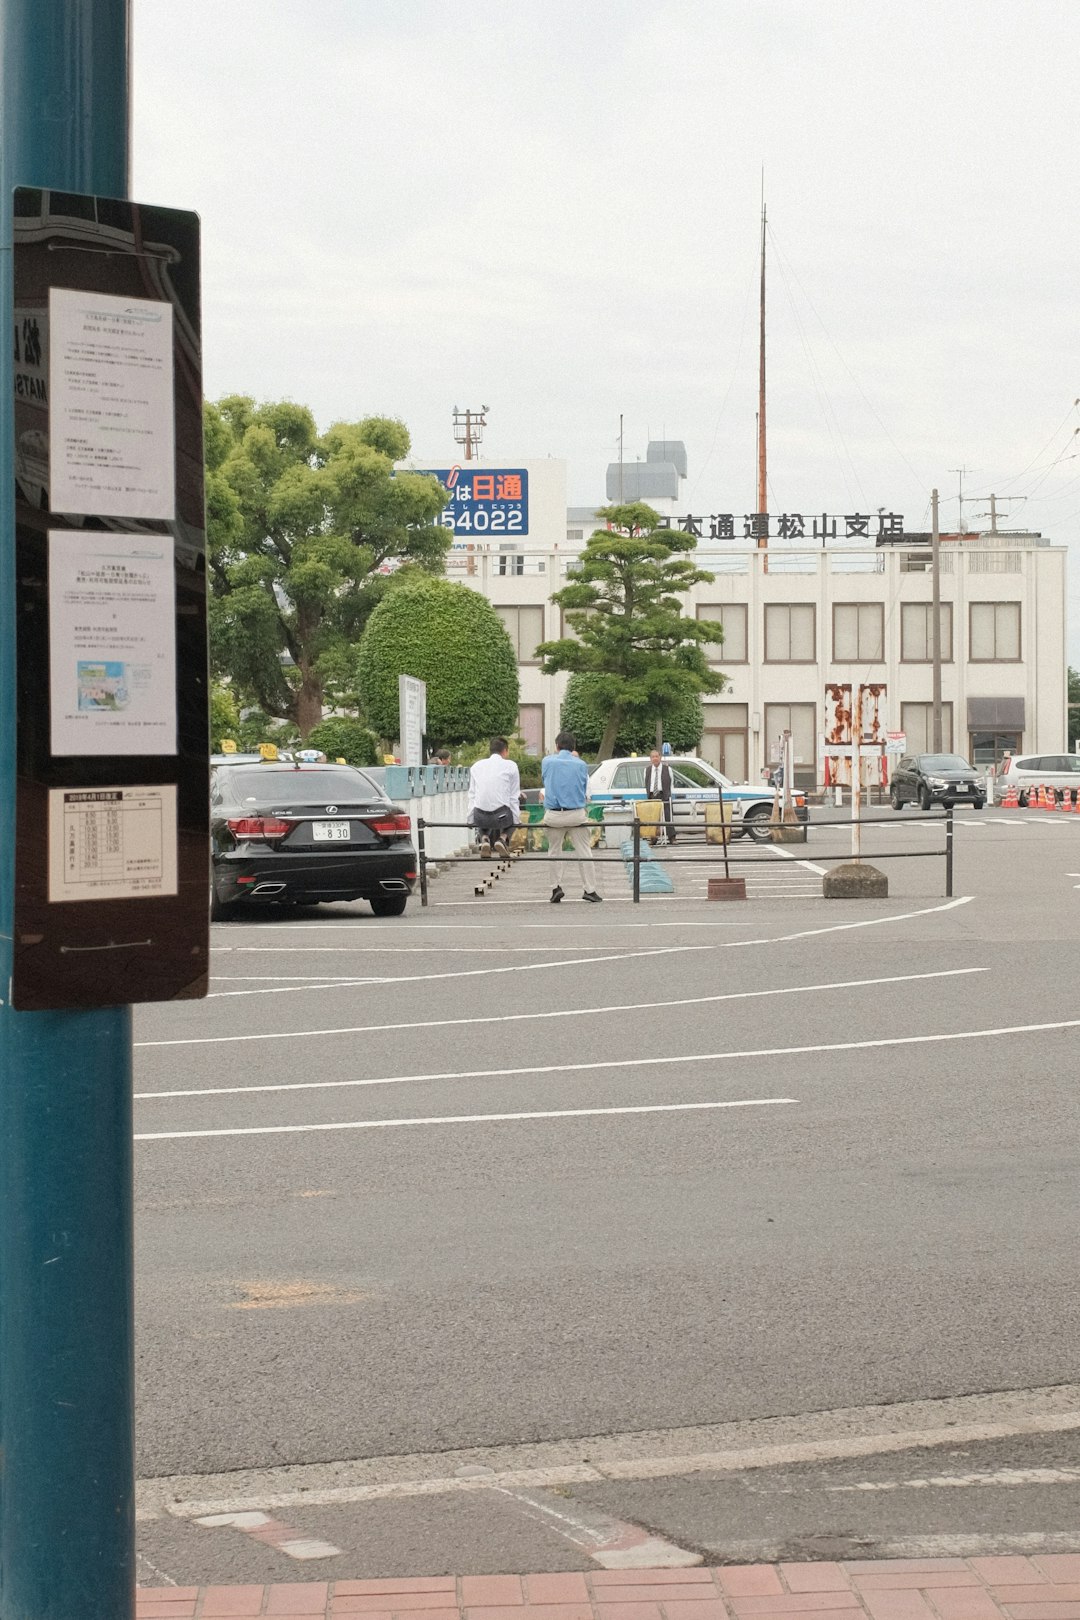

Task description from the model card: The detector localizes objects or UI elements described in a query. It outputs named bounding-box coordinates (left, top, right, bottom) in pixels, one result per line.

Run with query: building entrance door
left=700, top=728, right=748, bottom=781
left=969, top=730, right=1020, bottom=770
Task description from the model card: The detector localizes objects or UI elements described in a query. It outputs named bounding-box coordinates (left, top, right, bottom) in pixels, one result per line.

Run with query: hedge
left=357, top=576, right=519, bottom=744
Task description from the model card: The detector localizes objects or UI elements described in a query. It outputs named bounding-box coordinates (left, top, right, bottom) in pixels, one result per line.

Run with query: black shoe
left=582, top=889, right=603, bottom=903
left=550, top=885, right=565, bottom=903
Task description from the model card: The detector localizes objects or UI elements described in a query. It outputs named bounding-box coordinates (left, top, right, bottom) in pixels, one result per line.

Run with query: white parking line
left=135, top=1096, right=797, bottom=1143
left=205, top=943, right=713, bottom=999
left=197, top=898, right=974, bottom=1000
left=134, top=1008, right=1080, bottom=1105
left=135, top=967, right=986, bottom=1056
left=210, top=896, right=972, bottom=933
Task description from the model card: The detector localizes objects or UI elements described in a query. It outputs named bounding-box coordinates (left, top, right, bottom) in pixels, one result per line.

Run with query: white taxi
left=586, top=756, right=807, bottom=842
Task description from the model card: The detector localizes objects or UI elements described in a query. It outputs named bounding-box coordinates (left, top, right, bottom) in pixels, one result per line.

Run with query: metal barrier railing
left=414, top=806, right=955, bottom=905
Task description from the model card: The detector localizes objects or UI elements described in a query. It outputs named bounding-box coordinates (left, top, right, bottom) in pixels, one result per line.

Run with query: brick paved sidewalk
left=136, top=1556, right=1080, bottom=1620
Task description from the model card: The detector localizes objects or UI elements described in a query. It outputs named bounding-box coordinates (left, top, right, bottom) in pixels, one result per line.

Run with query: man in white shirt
left=468, top=737, right=521, bottom=858
left=645, top=749, right=676, bottom=844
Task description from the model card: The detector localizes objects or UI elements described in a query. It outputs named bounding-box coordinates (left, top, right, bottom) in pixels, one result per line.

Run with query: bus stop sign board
left=10, top=188, right=209, bottom=1010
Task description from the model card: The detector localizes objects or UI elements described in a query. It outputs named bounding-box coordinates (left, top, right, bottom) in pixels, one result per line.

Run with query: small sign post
left=398, top=674, right=427, bottom=767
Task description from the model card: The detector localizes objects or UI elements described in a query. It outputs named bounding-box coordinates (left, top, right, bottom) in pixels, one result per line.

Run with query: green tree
left=205, top=396, right=449, bottom=738
left=455, top=735, right=543, bottom=789
left=209, top=681, right=240, bottom=751
left=1070, top=668, right=1080, bottom=750
left=538, top=502, right=726, bottom=759
left=305, top=716, right=380, bottom=767
left=560, top=674, right=704, bottom=755
left=357, top=575, right=519, bottom=744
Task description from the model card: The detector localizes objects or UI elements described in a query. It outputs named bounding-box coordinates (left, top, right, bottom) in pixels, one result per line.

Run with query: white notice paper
left=49, top=287, right=175, bottom=518
left=49, top=531, right=176, bottom=756
left=48, top=785, right=178, bottom=903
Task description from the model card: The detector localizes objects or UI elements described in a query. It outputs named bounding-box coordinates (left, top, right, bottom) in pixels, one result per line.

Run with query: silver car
left=997, top=752, right=1080, bottom=806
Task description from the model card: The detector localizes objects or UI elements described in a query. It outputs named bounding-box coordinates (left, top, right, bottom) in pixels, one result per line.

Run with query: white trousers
left=543, top=808, right=599, bottom=894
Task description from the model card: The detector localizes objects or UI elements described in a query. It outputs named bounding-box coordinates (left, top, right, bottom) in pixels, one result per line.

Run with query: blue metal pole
left=0, top=5, right=135, bottom=1618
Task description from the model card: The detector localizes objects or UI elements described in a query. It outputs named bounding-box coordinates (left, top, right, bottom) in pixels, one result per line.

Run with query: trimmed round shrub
left=305, top=717, right=380, bottom=766
left=560, top=674, right=704, bottom=756
left=357, top=576, right=519, bottom=744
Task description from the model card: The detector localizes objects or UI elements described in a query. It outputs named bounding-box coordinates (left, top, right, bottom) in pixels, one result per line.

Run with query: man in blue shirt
left=540, top=731, right=602, bottom=903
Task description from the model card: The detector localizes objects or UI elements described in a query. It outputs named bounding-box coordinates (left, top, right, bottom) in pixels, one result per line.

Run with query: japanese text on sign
left=48, top=784, right=178, bottom=903
left=648, top=512, right=907, bottom=541
left=418, top=467, right=529, bottom=537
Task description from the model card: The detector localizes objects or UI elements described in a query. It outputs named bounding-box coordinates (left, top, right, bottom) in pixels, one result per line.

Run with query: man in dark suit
left=644, top=749, right=676, bottom=844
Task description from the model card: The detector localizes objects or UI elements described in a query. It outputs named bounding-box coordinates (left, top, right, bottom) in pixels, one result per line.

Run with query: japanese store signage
left=652, top=511, right=907, bottom=541
left=419, top=466, right=529, bottom=537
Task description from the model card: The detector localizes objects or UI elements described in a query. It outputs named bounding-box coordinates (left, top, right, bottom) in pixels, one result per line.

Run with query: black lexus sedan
left=889, top=752, right=986, bottom=811
left=210, top=761, right=416, bottom=920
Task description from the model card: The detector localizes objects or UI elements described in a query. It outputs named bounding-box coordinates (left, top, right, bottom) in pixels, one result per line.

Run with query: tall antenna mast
left=756, top=177, right=767, bottom=540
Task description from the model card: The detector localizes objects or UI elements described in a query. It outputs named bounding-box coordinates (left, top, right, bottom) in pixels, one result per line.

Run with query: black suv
left=210, top=761, right=416, bottom=919
left=890, top=752, right=986, bottom=811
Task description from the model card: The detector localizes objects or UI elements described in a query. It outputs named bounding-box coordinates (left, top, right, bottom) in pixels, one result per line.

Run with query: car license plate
left=313, top=820, right=351, bottom=841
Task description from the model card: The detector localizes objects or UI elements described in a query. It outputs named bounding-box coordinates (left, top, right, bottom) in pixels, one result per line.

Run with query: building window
left=832, top=603, right=884, bottom=662
left=697, top=603, right=748, bottom=662
left=517, top=704, right=544, bottom=755
left=764, top=703, right=816, bottom=789
left=764, top=603, right=815, bottom=662
left=566, top=528, right=584, bottom=540
left=901, top=602, right=953, bottom=662
left=495, top=604, right=545, bottom=662
left=969, top=601, right=1021, bottom=661
left=900, top=702, right=954, bottom=754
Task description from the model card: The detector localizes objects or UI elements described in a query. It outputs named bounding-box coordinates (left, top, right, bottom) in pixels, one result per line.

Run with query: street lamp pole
left=0, top=4, right=136, bottom=1617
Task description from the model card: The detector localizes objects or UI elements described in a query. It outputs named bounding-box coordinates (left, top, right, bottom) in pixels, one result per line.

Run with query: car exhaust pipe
left=378, top=879, right=408, bottom=892
left=252, top=881, right=287, bottom=895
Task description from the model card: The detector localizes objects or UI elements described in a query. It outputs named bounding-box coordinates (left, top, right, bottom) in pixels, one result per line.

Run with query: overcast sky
left=134, top=0, right=1080, bottom=640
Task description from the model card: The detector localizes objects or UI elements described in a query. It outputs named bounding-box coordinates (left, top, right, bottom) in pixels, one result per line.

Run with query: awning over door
left=967, top=696, right=1025, bottom=730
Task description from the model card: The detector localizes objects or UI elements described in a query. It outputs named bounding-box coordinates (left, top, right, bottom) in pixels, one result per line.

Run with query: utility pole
left=618, top=412, right=624, bottom=503
left=990, top=492, right=997, bottom=533
left=931, top=487, right=943, bottom=752
left=452, top=404, right=489, bottom=461
left=0, top=5, right=137, bottom=1618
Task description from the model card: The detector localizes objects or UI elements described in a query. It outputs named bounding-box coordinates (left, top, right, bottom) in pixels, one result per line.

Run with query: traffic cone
left=1003, top=784, right=1018, bottom=808
left=1048, top=786, right=1058, bottom=810
left=1039, top=784, right=1049, bottom=810
left=1063, top=789, right=1073, bottom=813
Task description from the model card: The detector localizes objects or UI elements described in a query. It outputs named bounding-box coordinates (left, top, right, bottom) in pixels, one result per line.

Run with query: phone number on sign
left=439, top=507, right=523, bottom=533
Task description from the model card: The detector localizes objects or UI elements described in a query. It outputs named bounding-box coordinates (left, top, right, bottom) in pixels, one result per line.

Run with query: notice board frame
left=11, top=187, right=208, bottom=1010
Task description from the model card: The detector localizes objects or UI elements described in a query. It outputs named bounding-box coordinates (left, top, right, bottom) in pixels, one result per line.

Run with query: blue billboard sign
left=420, top=466, right=529, bottom=537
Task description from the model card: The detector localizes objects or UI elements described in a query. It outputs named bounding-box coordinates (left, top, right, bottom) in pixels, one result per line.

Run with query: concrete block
left=822, top=861, right=888, bottom=898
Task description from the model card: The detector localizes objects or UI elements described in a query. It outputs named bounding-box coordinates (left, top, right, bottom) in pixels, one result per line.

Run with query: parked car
left=889, top=753, right=986, bottom=810
left=586, top=755, right=807, bottom=842
left=996, top=752, right=1080, bottom=806
left=210, top=761, right=416, bottom=920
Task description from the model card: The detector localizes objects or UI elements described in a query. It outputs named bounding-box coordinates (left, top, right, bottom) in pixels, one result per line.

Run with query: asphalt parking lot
left=133, top=806, right=1080, bottom=1581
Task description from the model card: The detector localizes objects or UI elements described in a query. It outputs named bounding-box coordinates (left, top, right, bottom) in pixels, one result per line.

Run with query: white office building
left=418, top=454, right=1068, bottom=783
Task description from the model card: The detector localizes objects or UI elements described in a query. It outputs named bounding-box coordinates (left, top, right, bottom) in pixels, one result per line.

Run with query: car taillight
left=226, top=817, right=296, bottom=839
left=365, top=814, right=412, bottom=839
